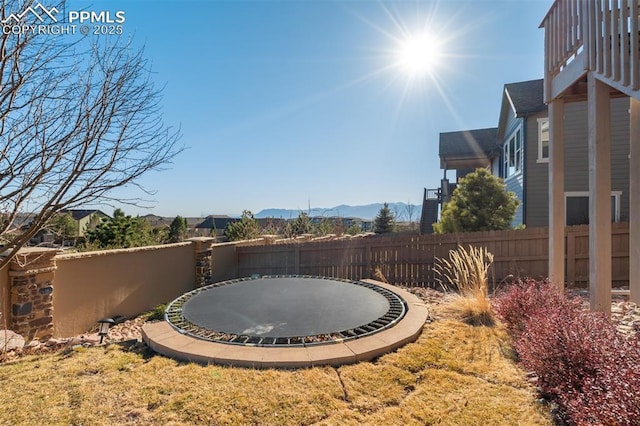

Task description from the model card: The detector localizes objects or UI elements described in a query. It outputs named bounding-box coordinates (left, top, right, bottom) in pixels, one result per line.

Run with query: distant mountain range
left=255, top=202, right=421, bottom=221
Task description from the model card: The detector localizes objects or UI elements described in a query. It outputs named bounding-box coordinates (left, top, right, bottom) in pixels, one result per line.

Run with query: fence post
left=294, top=244, right=300, bottom=275
left=365, top=242, right=372, bottom=279
left=566, top=228, right=575, bottom=285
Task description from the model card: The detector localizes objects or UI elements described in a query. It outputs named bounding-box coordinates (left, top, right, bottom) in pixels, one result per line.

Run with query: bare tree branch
left=0, top=0, right=183, bottom=268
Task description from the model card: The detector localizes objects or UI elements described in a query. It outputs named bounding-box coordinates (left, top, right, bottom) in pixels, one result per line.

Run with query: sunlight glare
left=397, top=32, right=441, bottom=76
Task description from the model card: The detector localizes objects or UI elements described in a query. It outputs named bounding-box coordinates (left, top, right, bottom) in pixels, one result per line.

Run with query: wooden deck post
left=588, top=74, right=612, bottom=313
left=548, top=98, right=566, bottom=290
left=630, top=97, right=640, bottom=304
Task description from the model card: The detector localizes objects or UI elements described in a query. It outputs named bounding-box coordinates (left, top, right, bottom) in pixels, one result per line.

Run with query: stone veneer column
left=189, top=238, right=215, bottom=288
left=9, top=248, right=60, bottom=342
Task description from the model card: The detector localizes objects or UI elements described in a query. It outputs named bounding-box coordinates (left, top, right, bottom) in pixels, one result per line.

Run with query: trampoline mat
left=181, top=277, right=390, bottom=338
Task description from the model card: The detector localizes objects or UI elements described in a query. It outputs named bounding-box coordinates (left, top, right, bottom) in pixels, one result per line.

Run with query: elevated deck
left=541, top=0, right=640, bottom=102
left=541, top=0, right=640, bottom=309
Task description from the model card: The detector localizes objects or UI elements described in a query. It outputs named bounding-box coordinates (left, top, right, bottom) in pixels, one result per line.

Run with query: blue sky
left=78, top=0, right=551, bottom=217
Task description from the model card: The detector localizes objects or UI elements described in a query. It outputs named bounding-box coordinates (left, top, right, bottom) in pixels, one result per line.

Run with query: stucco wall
left=53, top=243, right=195, bottom=337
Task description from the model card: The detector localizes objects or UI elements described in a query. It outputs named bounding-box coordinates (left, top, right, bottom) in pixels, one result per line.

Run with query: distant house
left=60, top=209, right=110, bottom=237
left=5, top=213, right=35, bottom=232
left=139, top=214, right=172, bottom=228
left=139, top=214, right=236, bottom=238
left=184, top=217, right=205, bottom=235
left=194, top=215, right=239, bottom=239
left=421, top=128, right=498, bottom=234
left=0, top=213, right=35, bottom=243
left=439, top=127, right=500, bottom=182
left=341, top=217, right=374, bottom=232
left=309, top=216, right=374, bottom=233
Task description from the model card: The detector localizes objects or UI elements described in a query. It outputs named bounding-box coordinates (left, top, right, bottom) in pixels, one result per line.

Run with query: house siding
left=438, top=82, right=630, bottom=230
left=78, top=217, right=90, bottom=237
left=564, top=102, right=590, bottom=192
left=563, top=97, right=629, bottom=220
left=502, top=111, right=525, bottom=227
left=525, top=110, right=550, bottom=228
left=610, top=98, right=630, bottom=221
left=525, top=97, right=629, bottom=227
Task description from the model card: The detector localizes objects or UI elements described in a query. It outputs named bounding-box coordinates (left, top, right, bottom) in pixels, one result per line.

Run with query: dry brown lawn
left=0, top=304, right=552, bottom=425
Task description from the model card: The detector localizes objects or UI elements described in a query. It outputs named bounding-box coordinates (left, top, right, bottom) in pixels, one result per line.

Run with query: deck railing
left=541, top=0, right=640, bottom=97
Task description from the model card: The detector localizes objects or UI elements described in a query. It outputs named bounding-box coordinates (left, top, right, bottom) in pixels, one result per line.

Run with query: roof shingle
left=439, top=127, right=499, bottom=158
left=504, top=79, right=545, bottom=115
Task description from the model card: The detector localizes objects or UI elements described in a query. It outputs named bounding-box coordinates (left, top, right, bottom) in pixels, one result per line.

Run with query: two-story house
left=419, top=128, right=498, bottom=234
left=499, top=79, right=630, bottom=228
left=59, top=209, right=110, bottom=237
left=439, top=127, right=499, bottom=182
left=435, top=78, right=630, bottom=231
left=427, top=1, right=639, bottom=309
left=497, top=79, right=548, bottom=226
left=434, top=82, right=546, bottom=230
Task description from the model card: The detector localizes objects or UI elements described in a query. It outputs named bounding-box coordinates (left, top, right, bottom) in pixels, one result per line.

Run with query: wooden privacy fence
left=566, top=222, right=629, bottom=287
left=233, top=228, right=548, bottom=287
left=230, top=223, right=630, bottom=288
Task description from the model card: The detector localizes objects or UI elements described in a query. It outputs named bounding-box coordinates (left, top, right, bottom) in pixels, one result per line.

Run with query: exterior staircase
left=419, top=189, right=439, bottom=235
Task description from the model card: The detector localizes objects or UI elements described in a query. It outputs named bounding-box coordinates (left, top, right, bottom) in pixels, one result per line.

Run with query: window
left=503, top=126, right=522, bottom=178
left=564, top=191, right=621, bottom=226
left=537, top=118, right=549, bottom=163
left=515, top=129, right=522, bottom=173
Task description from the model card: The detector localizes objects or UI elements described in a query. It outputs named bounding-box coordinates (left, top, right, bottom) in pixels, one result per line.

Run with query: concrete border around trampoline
left=142, top=280, right=429, bottom=368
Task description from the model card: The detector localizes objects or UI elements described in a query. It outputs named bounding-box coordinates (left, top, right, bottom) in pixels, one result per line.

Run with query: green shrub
left=434, top=168, right=519, bottom=234
left=224, top=210, right=261, bottom=241
left=142, top=304, right=166, bottom=321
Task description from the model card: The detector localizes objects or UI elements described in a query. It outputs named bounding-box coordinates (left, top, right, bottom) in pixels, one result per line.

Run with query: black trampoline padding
left=181, top=277, right=390, bottom=337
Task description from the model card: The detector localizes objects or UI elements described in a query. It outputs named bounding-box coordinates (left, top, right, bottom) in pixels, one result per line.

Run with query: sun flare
left=397, top=32, right=442, bottom=76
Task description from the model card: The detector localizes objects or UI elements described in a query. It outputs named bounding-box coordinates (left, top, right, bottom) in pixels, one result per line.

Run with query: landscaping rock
left=0, top=330, right=25, bottom=351
left=570, top=290, right=640, bottom=338
left=44, top=338, right=63, bottom=347
left=25, top=339, right=42, bottom=349
left=611, top=301, right=640, bottom=338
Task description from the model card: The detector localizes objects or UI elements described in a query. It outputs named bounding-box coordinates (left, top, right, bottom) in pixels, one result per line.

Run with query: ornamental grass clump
left=434, top=245, right=495, bottom=326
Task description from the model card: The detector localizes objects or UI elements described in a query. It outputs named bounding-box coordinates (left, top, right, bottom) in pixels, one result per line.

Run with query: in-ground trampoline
left=142, top=276, right=429, bottom=368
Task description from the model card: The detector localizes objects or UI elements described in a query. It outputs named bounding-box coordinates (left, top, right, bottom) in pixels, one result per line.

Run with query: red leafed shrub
left=492, top=278, right=583, bottom=340
left=494, top=279, right=640, bottom=425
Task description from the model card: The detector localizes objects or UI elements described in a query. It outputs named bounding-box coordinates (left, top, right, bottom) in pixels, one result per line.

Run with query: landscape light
left=97, top=318, right=115, bottom=344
